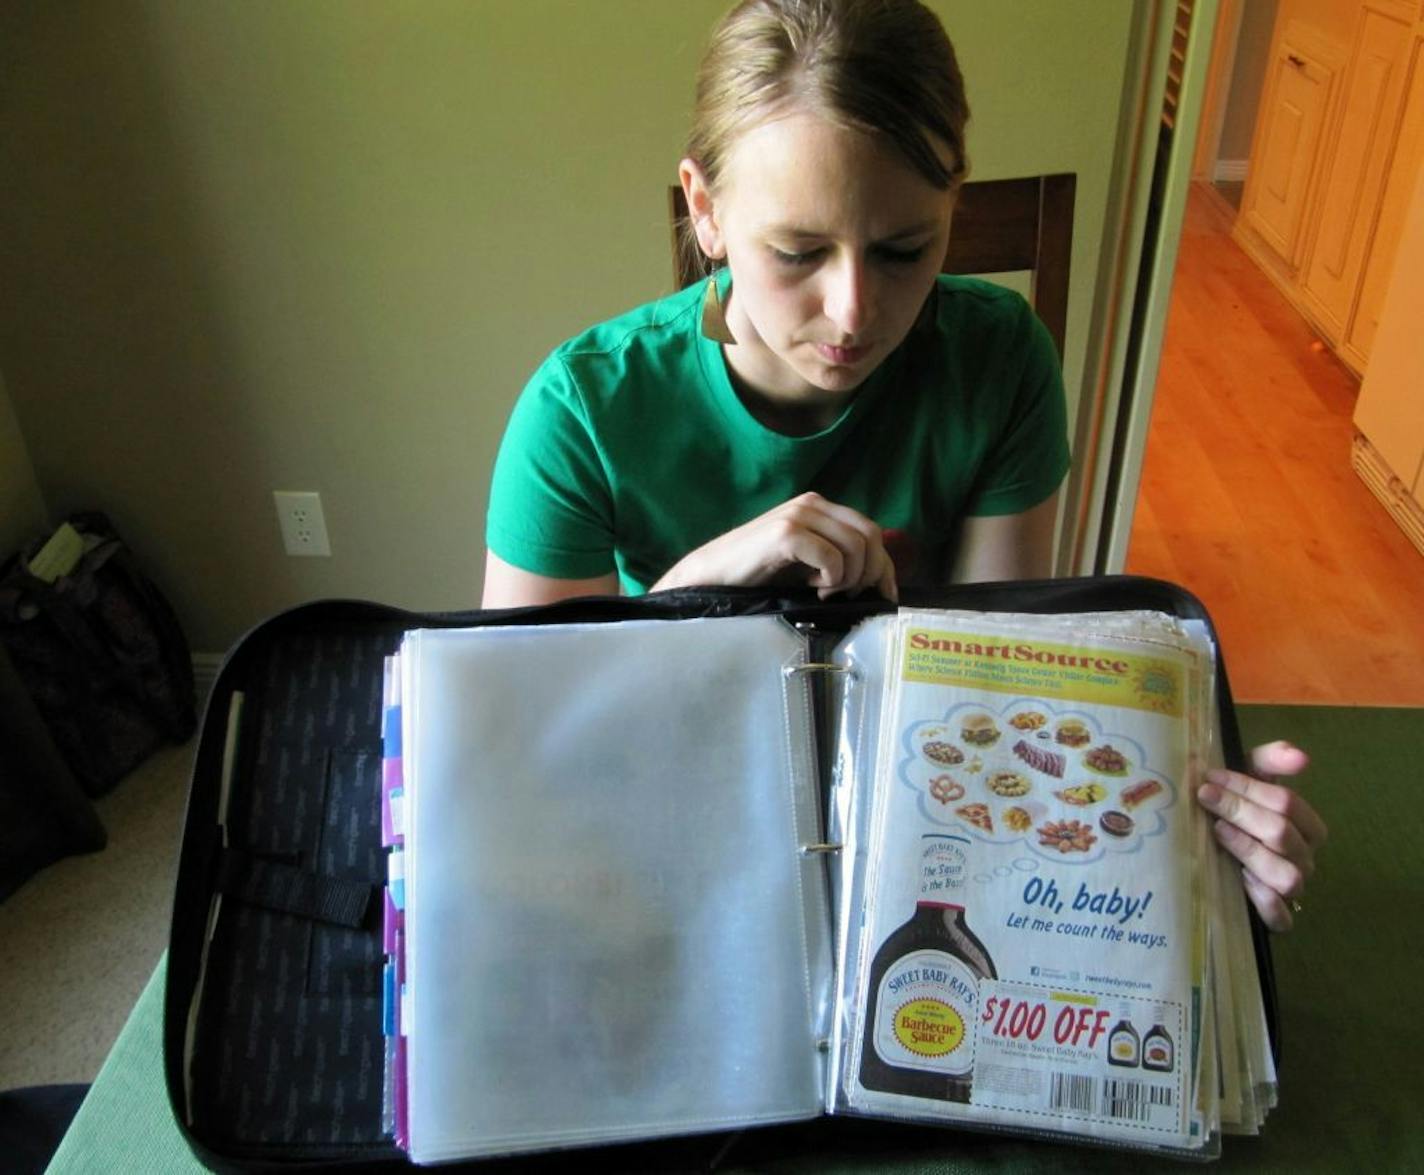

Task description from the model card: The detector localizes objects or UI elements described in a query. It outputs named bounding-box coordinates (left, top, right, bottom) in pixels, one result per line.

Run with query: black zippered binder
left=164, top=576, right=1278, bottom=1171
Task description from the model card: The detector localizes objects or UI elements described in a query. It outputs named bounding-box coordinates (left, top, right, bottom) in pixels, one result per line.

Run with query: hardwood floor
left=1125, top=183, right=1424, bottom=705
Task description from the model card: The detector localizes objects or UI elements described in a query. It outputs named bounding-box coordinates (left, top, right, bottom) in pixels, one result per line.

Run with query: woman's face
left=692, top=108, right=956, bottom=407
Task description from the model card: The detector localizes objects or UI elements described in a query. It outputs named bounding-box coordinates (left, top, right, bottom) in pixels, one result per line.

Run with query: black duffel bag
left=0, top=511, right=197, bottom=797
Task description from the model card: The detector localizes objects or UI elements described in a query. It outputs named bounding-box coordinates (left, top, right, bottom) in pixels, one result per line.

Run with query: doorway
left=1191, top=0, right=1277, bottom=212
left=1122, top=14, right=1424, bottom=708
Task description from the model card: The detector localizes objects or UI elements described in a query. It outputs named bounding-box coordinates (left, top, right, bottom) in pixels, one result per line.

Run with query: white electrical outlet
left=274, top=491, right=331, bottom=556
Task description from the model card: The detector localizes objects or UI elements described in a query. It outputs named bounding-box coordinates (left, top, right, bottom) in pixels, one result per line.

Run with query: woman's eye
left=771, top=246, right=823, bottom=266
left=769, top=243, right=928, bottom=266
left=876, top=245, right=928, bottom=265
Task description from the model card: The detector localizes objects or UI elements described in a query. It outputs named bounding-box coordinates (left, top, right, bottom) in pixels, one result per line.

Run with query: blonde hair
left=680, top=0, right=969, bottom=279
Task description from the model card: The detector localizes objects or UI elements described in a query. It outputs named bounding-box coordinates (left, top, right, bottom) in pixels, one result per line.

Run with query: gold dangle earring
left=700, top=264, right=737, bottom=345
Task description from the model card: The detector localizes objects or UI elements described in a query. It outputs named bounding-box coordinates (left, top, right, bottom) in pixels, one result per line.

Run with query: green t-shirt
left=487, top=274, right=1070, bottom=593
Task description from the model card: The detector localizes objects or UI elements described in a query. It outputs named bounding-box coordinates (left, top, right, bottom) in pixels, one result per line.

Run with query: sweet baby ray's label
left=873, top=949, right=980, bottom=1076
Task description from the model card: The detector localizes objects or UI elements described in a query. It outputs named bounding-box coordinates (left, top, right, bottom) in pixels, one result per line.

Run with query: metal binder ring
left=783, top=662, right=851, bottom=676
left=801, top=842, right=844, bottom=854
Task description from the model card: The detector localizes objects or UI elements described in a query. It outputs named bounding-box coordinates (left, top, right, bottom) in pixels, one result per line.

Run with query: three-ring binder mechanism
left=786, top=653, right=851, bottom=1057
left=785, top=659, right=852, bottom=857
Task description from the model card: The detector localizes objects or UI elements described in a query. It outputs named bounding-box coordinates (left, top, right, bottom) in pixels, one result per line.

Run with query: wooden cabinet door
left=1354, top=155, right=1424, bottom=497
left=1345, top=34, right=1424, bottom=367
left=1300, top=9, right=1412, bottom=344
left=1243, top=38, right=1334, bottom=267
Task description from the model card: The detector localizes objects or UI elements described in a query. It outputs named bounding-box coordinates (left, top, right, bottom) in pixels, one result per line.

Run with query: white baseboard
left=192, top=653, right=223, bottom=706
left=1213, top=159, right=1248, bottom=182
left=1353, top=434, right=1424, bottom=558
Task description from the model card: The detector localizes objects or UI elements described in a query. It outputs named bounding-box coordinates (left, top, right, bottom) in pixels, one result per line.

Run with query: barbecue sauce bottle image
left=859, top=834, right=996, bottom=1103
left=1143, top=1023, right=1174, bottom=1072
left=1107, top=1019, right=1140, bottom=1067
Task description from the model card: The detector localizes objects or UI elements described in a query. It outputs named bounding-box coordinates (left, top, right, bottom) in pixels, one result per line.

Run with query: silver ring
left=1289, top=899, right=1303, bottom=915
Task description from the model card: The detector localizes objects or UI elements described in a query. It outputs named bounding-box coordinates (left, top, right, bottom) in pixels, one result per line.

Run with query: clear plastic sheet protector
left=398, top=615, right=831, bottom=1163
left=823, top=609, right=1271, bottom=1160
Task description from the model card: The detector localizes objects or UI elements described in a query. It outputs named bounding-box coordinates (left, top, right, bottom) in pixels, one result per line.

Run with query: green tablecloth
left=45, top=961, right=184, bottom=1174
left=47, top=706, right=1424, bottom=1173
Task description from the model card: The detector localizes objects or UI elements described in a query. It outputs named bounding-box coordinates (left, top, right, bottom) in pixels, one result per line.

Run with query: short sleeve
left=964, top=307, right=1071, bottom=517
left=485, top=354, right=617, bottom=578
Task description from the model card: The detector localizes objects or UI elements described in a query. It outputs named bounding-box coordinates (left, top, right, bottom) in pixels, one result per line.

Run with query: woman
left=482, top=0, right=1324, bottom=929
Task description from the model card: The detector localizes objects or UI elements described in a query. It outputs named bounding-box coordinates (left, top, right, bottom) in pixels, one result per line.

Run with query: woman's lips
left=816, top=342, right=871, bottom=365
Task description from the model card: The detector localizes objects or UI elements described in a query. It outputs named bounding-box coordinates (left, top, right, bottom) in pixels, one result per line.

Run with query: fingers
left=814, top=527, right=896, bottom=603
left=1240, top=868, right=1295, bottom=933
left=774, top=493, right=893, bottom=599
left=874, top=554, right=900, bottom=604
left=775, top=525, right=846, bottom=591
left=653, top=492, right=899, bottom=598
left=770, top=500, right=859, bottom=590
left=1207, top=810, right=1309, bottom=903
left=1248, top=740, right=1310, bottom=783
left=1198, top=752, right=1328, bottom=934
left=1203, top=764, right=1328, bottom=850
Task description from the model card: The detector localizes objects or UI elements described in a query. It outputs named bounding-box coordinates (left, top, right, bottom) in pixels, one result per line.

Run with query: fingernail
left=1204, top=768, right=1228, bottom=786
left=1197, top=783, right=1221, bottom=808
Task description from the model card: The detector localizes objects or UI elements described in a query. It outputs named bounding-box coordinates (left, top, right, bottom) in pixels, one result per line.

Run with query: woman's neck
left=722, top=355, right=856, bottom=435
left=718, top=290, right=861, bottom=436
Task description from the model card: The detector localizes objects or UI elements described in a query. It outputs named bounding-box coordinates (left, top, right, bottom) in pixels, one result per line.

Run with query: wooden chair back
left=669, top=172, right=1075, bottom=359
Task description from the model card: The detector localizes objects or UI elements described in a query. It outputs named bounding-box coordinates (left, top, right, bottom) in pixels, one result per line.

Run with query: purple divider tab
left=383, top=889, right=403, bottom=954
left=381, top=755, right=403, bottom=847
left=394, top=926, right=409, bottom=1150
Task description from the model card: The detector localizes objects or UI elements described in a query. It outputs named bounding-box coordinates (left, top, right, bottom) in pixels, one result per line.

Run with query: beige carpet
left=0, top=739, right=194, bottom=1090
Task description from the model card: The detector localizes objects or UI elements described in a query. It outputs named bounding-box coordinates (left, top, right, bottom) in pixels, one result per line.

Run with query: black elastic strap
left=215, top=847, right=376, bottom=929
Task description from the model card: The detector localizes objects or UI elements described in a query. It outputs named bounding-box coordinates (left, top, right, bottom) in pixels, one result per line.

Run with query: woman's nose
left=823, top=258, right=871, bottom=337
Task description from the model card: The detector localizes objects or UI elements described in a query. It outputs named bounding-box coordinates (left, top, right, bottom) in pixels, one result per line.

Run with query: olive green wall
left=0, top=370, right=49, bottom=558
left=0, top=1, right=1134, bottom=650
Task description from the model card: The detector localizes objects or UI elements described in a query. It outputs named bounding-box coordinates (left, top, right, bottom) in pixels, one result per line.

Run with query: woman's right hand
left=652, top=491, right=898, bottom=601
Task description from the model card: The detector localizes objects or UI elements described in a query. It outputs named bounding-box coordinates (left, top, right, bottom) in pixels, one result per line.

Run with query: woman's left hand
left=1195, top=741, right=1327, bottom=932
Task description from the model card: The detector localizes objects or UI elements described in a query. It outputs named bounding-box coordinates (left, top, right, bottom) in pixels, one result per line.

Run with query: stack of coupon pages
left=376, top=607, right=1277, bottom=1164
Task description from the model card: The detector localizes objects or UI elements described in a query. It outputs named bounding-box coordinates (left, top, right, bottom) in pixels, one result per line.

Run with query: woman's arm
left=948, top=491, right=1059, bottom=583
left=485, top=492, right=899, bottom=607
left=481, top=550, right=620, bottom=609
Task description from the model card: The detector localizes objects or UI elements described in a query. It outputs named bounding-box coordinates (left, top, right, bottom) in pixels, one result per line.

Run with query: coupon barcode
left=1102, top=1078, right=1174, bottom=1122
left=1048, top=1072, right=1094, bottom=1114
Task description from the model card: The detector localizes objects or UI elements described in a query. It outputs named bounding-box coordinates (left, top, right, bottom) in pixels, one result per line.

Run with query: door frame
left=1058, top=0, right=1222, bottom=576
